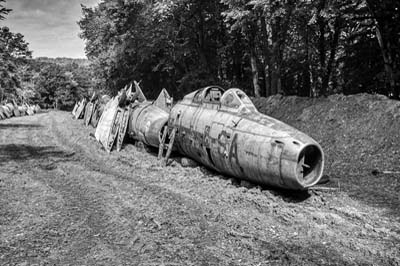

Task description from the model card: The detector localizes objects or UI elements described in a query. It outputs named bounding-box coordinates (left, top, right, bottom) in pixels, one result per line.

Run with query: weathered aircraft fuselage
left=126, top=86, right=173, bottom=148
left=169, top=86, right=324, bottom=190
left=127, top=102, right=169, bottom=147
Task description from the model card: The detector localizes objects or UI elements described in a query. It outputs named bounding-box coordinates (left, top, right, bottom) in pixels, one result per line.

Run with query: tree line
left=1, top=0, right=399, bottom=108
left=0, top=0, right=94, bottom=109
left=79, top=0, right=399, bottom=99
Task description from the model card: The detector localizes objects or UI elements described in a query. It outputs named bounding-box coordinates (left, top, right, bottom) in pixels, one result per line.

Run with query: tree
left=79, top=0, right=400, bottom=99
left=30, top=59, right=92, bottom=109
left=365, top=0, right=400, bottom=98
left=0, top=26, right=32, bottom=101
left=0, top=0, right=10, bottom=20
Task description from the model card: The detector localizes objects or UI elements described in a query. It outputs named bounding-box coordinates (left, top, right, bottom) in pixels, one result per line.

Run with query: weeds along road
left=0, top=111, right=399, bottom=265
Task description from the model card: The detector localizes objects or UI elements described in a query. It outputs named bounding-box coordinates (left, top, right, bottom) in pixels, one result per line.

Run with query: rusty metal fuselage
left=127, top=102, right=169, bottom=148
left=169, top=86, right=324, bottom=190
left=127, top=86, right=173, bottom=148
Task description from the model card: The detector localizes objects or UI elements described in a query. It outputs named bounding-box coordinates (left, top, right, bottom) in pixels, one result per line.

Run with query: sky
left=1, top=0, right=100, bottom=58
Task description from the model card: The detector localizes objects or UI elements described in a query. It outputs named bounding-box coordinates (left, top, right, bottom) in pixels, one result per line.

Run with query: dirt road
left=1, top=111, right=399, bottom=265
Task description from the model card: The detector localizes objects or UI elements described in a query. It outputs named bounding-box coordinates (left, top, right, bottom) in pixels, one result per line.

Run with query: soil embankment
left=253, top=93, right=400, bottom=216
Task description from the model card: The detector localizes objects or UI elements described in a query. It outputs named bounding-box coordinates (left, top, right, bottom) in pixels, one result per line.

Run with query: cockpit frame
left=189, top=86, right=256, bottom=113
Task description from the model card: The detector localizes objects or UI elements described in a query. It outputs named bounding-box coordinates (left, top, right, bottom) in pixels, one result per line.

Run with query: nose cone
left=296, top=144, right=324, bottom=188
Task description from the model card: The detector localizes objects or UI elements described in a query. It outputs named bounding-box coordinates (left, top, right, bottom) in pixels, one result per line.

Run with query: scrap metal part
left=26, top=105, right=35, bottom=116
left=116, top=107, right=130, bottom=152
left=91, top=95, right=111, bottom=128
left=95, top=96, right=120, bottom=152
left=0, top=102, right=39, bottom=119
left=74, top=99, right=87, bottom=119
left=84, top=102, right=96, bottom=126
left=128, top=102, right=170, bottom=148
left=95, top=86, right=136, bottom=152
left=92, top=81, right=173, bottom=153
left=127, top=85, right=172, bottom=148
left=18, top=106, right=27, bottom=116
left=84, top=93, right=99, bottom=126
left=72, top=103, right=78, bottom=117
left=0, top=106, right=7, bottom=119
left=81, top=82, right=323, bottom=190
left=3, top=104, right=14, bottom=118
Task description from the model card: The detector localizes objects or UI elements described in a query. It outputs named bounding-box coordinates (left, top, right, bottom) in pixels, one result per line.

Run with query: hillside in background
left=20, top=57, right=94, bottom=109
left=34, top=57, right=91, bottom=67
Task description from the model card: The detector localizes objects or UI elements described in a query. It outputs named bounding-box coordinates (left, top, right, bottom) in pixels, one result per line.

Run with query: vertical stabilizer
left=134, top=81, right=147, bottom=102
left=126, top=83, right=133, bottom=98
left=90, top=92, right=97, bottom=102
left=153, top=89, right=173, bottom=112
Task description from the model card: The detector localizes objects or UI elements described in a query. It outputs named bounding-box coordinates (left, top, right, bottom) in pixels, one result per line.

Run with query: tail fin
left=133, top=81, right=147, bottom=102
left=154, top=88, right=173, bottom=112
left=90, top=92, right=97, bottom=102
left=126, top=83, right=133, bottom=97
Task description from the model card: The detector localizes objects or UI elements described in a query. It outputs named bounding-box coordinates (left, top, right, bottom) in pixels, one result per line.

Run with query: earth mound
left=253, top=93, right=400, bottom=215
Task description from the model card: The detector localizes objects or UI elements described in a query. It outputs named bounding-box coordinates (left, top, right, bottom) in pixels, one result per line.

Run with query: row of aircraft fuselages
left=72, top=81, right=325, bottom=190
left=0, top=102, right=41, bottom=120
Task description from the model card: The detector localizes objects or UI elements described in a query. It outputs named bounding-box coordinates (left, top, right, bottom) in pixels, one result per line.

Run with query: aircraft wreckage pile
left=72, top=82, right=325, bottom=190
left=0, top=102, right=41, bottom=120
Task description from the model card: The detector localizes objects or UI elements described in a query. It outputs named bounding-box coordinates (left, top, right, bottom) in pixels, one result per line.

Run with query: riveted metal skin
left=169, top=86, right=324, bottom=190
left=127, top=102, right=169, bottom=148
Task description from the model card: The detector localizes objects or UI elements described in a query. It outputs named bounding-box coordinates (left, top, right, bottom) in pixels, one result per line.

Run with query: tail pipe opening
left=296, top=144, right=324, bottom=187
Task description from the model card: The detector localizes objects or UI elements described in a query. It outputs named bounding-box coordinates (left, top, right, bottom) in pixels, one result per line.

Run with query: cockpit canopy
left=193, top=86, right=224, bottom=104
left=183, top=86, right=257, bottom=113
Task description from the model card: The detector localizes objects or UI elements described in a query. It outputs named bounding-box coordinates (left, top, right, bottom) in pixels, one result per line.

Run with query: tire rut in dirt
left=47, top=113, right=229, bottom=264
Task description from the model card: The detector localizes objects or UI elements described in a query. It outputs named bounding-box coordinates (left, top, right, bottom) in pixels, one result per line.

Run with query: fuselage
left=127, top=101, right=169, bottom=147
left=169, top=86, right=324, bottom=190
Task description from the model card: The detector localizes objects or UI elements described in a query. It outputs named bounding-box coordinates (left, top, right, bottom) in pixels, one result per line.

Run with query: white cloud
left=1, top=0, right=100, bottom=58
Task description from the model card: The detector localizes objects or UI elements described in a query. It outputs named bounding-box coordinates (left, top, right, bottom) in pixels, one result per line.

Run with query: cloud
left=1, top=0, right=100, bottom=58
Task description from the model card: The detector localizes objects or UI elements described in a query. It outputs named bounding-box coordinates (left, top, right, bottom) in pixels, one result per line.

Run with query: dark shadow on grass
left=0, top=144, right=74, bottom=166
left=0, top=124, right=42, bottom=129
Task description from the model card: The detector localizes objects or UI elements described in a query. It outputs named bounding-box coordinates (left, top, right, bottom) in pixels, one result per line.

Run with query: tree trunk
left=260, top=15, right=272, bottom=97
left=250, top=49, right=261, bottom=97
left=317, top=0, right=327, bottom=96
left=196, top=7, right=212, bottom=75
left=322, top=17, right=341, bottom=93
left=265, top=66, right=272, bottom=97
left=269, top=1, right=295, bottom=96
left=375, top=25, right=397, bottom=98
left=302, top=25, right=312, bottom=97
left=366, top=0, right=398, bottom=98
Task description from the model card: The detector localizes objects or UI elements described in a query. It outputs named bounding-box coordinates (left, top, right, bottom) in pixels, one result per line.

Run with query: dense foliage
left=28, top=58, right=94, bottom=109
left=79, top=0, right=400, bottom=99
left=0, top=0, right=31, bottom=101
